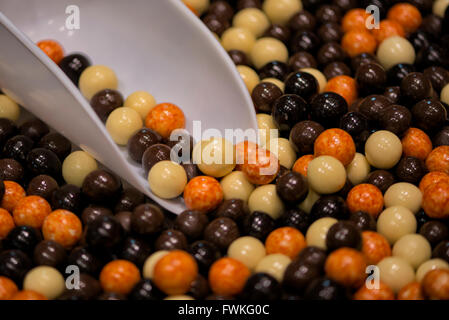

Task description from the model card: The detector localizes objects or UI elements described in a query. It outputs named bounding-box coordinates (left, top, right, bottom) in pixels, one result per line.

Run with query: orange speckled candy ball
left=347, top=184, right=384, bottom=218
left=353, top=281, right=395, bottom=300
left=0, top=276, right=18, bottom=300
left=426, top=146, right=449, bottom=174
left=422, top=181, right=449, bottom=219
left=401, top=128, right=432, bottom=161
left=324, top=75, right=358, bottom=106
left=37, top=40, right=64, bottom=64
left=0, top=209, right=14, bottom=240
left=145, top=103, right=185, bottom=139
left=209, top=257, right=251, bottom=296
left=235, top=140, right=259, bottom=169
left=184, top=176, right=224, bottom=213
left=397, top=282, right=424, bottom=300
left=240, top=147, right=279, bottom=185
left=314, top=128, right=356, bottom=166
left=153, top=250, right=198, bottom=295
left=372, top=20, right=405, bottom=43
left=361, top=231, right=392, bottom=265
left=12, top=196, right=51, bottom=229
left=341, top=30, right=377, bottom=58
left=292, top=154, right=314, bottom=177
left=341, top=8, right=370, bottom=32
left=325, top=247, right=367, bottom=288
left=1, top=181, right=26, bottom=212
left=42, top=209, right=82, bottom=248
left=421, top=269, right=449, bottom=300
left=265, top=227, right=307, bottom=259
left=11, top=290, right=47, bottom=300
left=100, top=260, right=140, bottom=295
left=387, top=3, right=422, bottom=34
left=419, top=171, right=449, bottom=193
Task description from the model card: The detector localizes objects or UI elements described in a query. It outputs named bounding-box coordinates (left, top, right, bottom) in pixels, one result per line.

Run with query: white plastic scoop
left=0, top=0, right=258, bottom=214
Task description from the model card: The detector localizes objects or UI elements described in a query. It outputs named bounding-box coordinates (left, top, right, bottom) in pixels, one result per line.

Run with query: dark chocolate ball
left=332, top=0, right=357, bottom=11
left=283, top=259, right=321, bottom=292
left=433, top=240, right=449, bottom=263
left=68, top=247, right=102, bottom=275
left=387, top=63, right=415, bottom=86
left=351, top=53, right=378, bottom=72
left=323, top=61, right=351, bottom=80
left=81, top=206, right=113, bottom=225
left=4, top=226, right=41, bottom=253
left=288, top=51, right=317, bottom=71
left=355, top=62, right=387, bottom=95
left=401, top=72, right=432, bottom=104
left=302, top=0, right=326, bottom=11
left=383, top=86, right=401, bottom=104
left=52, top=184, right=84, bottom=214
left=411, top=99, right=447, bottom=132
left=82, top=169, right=121, bottom=205
left=310, top=92, right=348, bottom=128
left=85, top=216, right=123, bottom=249
left=263, top=24, right=291, bottom=44
left=59, top=53, right=91, bottom=85
left=424, top=66, right=449, bottom=93
left=290, top=30, right=321, bottom=54
left=90, top=89, right=124, bottom=122
left=297, top=246, right=327, bottom=270
left=0, top=118, right=17, bottom=149
left=241, top=273, right=282, bottom=300
left=276, top=171, right=308, bottom=203
left=189, top=240, right=221, bottom=274
left=214, top=199, right=249, bottom=223
left=433, top=127, right=449, bottom=147
left=2, top=135, right=34, bottom=164
left=65, top=273, right=101, bottom=300
left=118, top=237, right=151, bottom=267
left=127, top=128, right=162, bottom=163
left=395, top=156, right=426, bottom=185
left=339, top=112, right=368, bottom=139
left=288, top=10, right=316, bottom=32
left=315, top=4, right=342, bottom=24
left=349, top=211, right=376, bottom=231
left=304, top=277, right=347, bottom=300
left=365, top=170, right=395, bottom=193
left=380, top=104, right=412, bottom=136
left=317, top=42, right=346, bottom=66
left=236, top=0, right=261, bottom=10
left=228, top=50, right=249, bottom=66
left=317, top=22, right=343, bottom=43
left=19, top=119, right=49, bottom=142
left=420, top=221, right=449, bottom=248
left=416, top=209, right=431, bottom=229
left=141, top=144, right=171, bottom=174
left=175, top=210, right=209, bottom=240
left=209, top=1, right=234, bottom=21
left=37, top=133, right=71, bottom=161
left=26, top=148, right=62, bottom=178
left=259, top=61, right=290, bottom=81
left=131, top=203, right=164, bottom=235
left=252, top=82, right=283, bottom=113
left=278, top=208, right=311, bottom=234
left=204, top=217, right=239, bottom=251
left=275, top=165, right=290, bottom=185
left=115, top=211, right=132, bottom=233
left=182, top=163, right=200, bottom=181
left=422, top=13, right=443, bottom=35
left=311, top=195, right=349, bottom=220
left=326, top=221, right=361, bottom=251
left=285, top=72, right=319, bottom=101
left=416, top=43, right=448, bottom=70
left=408, top=30, right=433, bottom=52
left=272, top=94, right=309, bottom=131
left=189, top=274, right=210, bottom=300
left=128, top=279, right=163, bottom=300
left=202, top=14, right=230, bottom=36
left=358, top=94, right=392, bottom=126
left=114, top=188, right=145, bottom=213
left=0, top=158, right=24, bottom=182
left=0, top=249, right=32, bottom=284
left=290, top=120, right=324, bottom=155
left=243, top=211, right=276, bottom=241
left=33, top=240, right=67, bottom=268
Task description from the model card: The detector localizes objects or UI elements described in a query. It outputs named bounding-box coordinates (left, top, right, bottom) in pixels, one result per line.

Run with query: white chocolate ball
left=124, top=91, right=156, bottom=119
left=143, top=251, right=169, bottom=279
left=392, top=234, right=431, bottom=269
left=266, top=138, right=297, bottom=169
left=233, top=8, right=270, bottom=37
left=376, top=36, right=416, bottom=70
left=0, top=94, right=20, bottom=122
left=433, top=0, right=449, bottom=17
left=62, top=151, right=98, bottom=187
left=23, top=266, right=65, bottom=299
left=248, top=184, right=285, bottom=219
left=148, top=161, right=187, bottom=199
left=377, top=257, right=415, bottom=293
left=298, top=187, right=320, bottom=214
left=416, top=259, right=449, bottom=282
left=365, top=130, right=402, bottom=169
left=257, top=113, right=279, bottom=147
left=300, top=68, right=327, bottom=93
left=255, top=254, right=291, bottom=282
left=220, top=171, right=255, bottom=202
left=237, top=65, right=260, bottom=93
left=79, top=65, right=118, bottom=100
left=262, top=0, right=303, bottom=25
left=228, top=236, right=266, bottom=270
left=384, top=182, right=422, bottom=214
left=106, top=107, right=143, bottom=145
left=346, top=153, right=371, bottom=185
left=192, top=138, right=236, bottom=178
left=221, top=27, right=256, bottom=55
left=306, top=217, right=338, bottom=250
left=307, top=156, right=346, bottom=194
left=377, top=206, right=417, bottom=244
left=250, top=37, right=289, bottom=69
left=184, top=0, right=209, bottom=15
left=441, top=83, right=449, bottom=105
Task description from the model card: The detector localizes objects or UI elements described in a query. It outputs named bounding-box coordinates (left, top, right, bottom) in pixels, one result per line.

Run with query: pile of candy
left=0, top=0, right=449, bottom=300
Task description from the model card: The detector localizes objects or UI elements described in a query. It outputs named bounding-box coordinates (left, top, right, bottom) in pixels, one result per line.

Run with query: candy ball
left=393, top=234, right=431, bottom=269
left=377, top=36, right=416, bottom=70
left=209, top=257, right=251, bottom=295
left=233, top=8, right=270, bottom=38
left=323, top=75, right=358, bottom=106
left=220, top=171, right=254, bottom=202
left=307, top=156, right=346, bottom=194
left=397, top=282, right=424, bottom=300
left=148, top=161, right=187, bottom=199
left=306, top=217, right=338, bottom=250
left=361, top=231, right=392, bottom=265
left=314, top=128, right=356, bottom=167
left=401, top=128, right=432, bottom=161
left=292, top=154, right=314, bottom=177
left=250, top=38, right=289, bottom=69
left=262, top=78, right=285, bottom=92
left=0, top=95, right=20, bottom=122
left=221, top=27, right=256, bottom=55
left=124, top=91, right=156, bottom=119
left=262, top=0, right=303, bottom=25
left=300, top=68, right=327, bottom=93
left=384, top=182, right=422, bottom=214
left=0, top=209, right=14, bottom=240
left=265, top=227, right=306, bottom=259
left=1, top=181, right=26, bottom=212
left=298, top=187, right=320, bottom=214
left=354, top=281, right=395, bottom=300
left=183, top=176, right=223, bottom=213
left=387, top=3, right=422, bottom=34
left=433, top=0, right=449, bottom=17
left=192, top=138, right=235, bottom=178
left=42, top=209, right=82, bottom=248
left=254, top=254, right=291, bottom=282
left=62, top=151, right=98, bottom=187
left=422, top=269, right=449, bottom=300
left=377, top=206, right=417, bottom=244
left=228, top=236, right=266, bottom=270
left=419, top=172, right=449, bottom=193
left=12, top=195, right=52, bottom=228
left=248, top=184, right=284, bottom=220
left=100, top=260, right=140, bottom=295
left=142, top=251, right=169, bottom=279
left=426, top=146, right=449, bottom=175
left=0, top=276, right=18, bottom=300
left=266, top=138, right=296, bottom=169
left=421, top=181, right=449, bottom=219
left=371, top=20, right=405, bottom=43
left=416, top=258, right=449, bottom=282
left=240, top=147, right=279, bottom=185
left=23, top=266, right=65, bottom=299
left=79, top=65, right=118, bottom=100
left=237, top=65, right=260, bottom=93
left=346, top=153, right=371, bottom=185
left=341, top=30, right=377, bottom=58
left=257, top=113, right=279, bottom=148
left=365, top=130, right=402, bottom=169
left=377, top=256, right=415, bottom=293
left=325, top=248, right=367, bottom=288
left=342, top=8, right=370, bottom=32
left=36, top=39, right=64, bottom=64
left=106, top=107, right=143, bottom=145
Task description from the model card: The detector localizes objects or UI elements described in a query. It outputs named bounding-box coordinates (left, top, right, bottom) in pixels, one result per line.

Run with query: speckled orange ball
left=240, top=147, right=279, bottom=185
left=401, top=128, right=432, bottom=161
left=292, top=154, right=314, bottom=177
left=341, top=30, right=377, bottom=58
left=0, top=208, right=14, bottom=240
left=324, top=75, right=358, bottom=106
left=153, top=250, right=198, bottom=295
left=37, top=39, right=64, bottom=64
left=419, top=171, right=449, bottom=193
left=265, top=227, right=307, bottom=259
left=347, top=184, right=384, bottom=218
left=342, top=8, right=371, bottom=32
left=12, top=196, right=51, bottom=229
left=397, top=282, right=424, bottom=300
left=353, top=281, right=395, bottom=300
left=42, top=209, right=82, bottom=248
left=209, top=257, right=251, bottom=296
left=0, top=276, right=18, bottom=300
left=1, top=181, right=26, bottom=213
left=184, top=176, right=224, bottom=213
left=421, top=269, right=449, bottom=300
left=325, top=247, right=367, bottom=288
left=422, top=181, right=449, bottom=219
left=361, top=231, right=392, bottom=265
left=235, top=140, right=259, bottom=169
left=314, top=128, right=356, bottom=166
left=145, top=103, right=185, bottom=139
left=11, top=290, right=47, bottom=300
left=100, top=260, right=141, bottom=295
left=387, top=3, right=422, bottom=34
left=372, top=20, right=405, bottom=43
left=426, top=146, right=449, bottom=175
